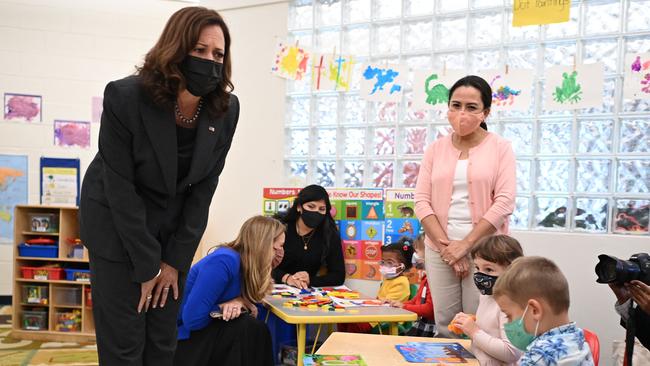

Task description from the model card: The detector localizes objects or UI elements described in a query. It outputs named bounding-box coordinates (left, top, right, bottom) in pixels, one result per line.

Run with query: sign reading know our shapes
left=411, top=70, right=464, bottom=111
left=359, top=63, right=406, bottom=103
left=624, top=53, right=650, bottom=100
left=543, top=63, right=604, bottom=111
left=478, top=68, right=534, bottom=111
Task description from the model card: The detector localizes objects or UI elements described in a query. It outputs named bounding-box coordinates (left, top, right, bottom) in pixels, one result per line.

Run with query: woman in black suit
left=79, top=7, right=238, bottom=366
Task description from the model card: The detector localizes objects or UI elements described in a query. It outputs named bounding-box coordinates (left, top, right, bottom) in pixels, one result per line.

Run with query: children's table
left=263, top=296, right=417, bottom=366
left=316, top=332, right=479, bottom=365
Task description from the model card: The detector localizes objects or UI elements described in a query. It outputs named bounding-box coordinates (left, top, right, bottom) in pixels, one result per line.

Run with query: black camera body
left=595, top=253, right=650, bottom=285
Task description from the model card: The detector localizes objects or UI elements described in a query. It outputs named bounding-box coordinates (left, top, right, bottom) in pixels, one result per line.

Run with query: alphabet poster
left=411, top=70, right=464, bottom=111
left=359, top=63, right=406, bottom=102
left=624, top=53, right=650, bottom=100
left=312, top=53, right=355, bottom=92
left=543, top=63, right=604, bottom=110
left=478, top=68, right=534, bottom=111
left=271, top=40, right=311, bottom=80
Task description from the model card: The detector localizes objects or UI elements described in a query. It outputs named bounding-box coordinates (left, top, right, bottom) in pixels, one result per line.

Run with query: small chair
left=583, top=328, right=600, bottom=366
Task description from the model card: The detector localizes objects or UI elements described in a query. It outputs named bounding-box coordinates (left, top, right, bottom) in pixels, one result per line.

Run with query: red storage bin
left=21, top=266, right=64, bottom=280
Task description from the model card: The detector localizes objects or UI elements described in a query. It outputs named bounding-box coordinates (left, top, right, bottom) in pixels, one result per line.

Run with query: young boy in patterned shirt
left=493, top=256, right=594, bottom=366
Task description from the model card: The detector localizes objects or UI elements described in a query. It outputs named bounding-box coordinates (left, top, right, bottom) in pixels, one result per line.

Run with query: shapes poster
left=271, top=40, right=311, bottom=80
left=262, top=188, right=302, bottom=217
left=359, top=63, right=406, bottom=102
left=329, top=188, right=384, bottom=281
left=0, top=154, right=28, bottom=243
left=478, top=68, right=534, bottom=111
left=411, top=70, right=464, bottom=111
left=312, top=53, right=355, bottom=92
left=544, top=63, right=604, bottom=110
left=624, top=53, right=650, bottom=100
left=3, top=93, right=42, bottom=122
left=54, top=120, right=91, bottom=149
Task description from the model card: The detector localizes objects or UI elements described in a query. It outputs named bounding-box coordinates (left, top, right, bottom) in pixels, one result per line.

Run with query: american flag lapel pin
left=208, top=126, right=215, bottom=133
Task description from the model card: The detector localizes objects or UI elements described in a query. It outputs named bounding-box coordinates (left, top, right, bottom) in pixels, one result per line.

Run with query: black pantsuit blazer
left=80, top=76, right=239, bottom=283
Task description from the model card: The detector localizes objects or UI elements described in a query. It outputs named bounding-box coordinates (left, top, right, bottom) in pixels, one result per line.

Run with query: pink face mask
left=448, top=111, right=484, bottom=136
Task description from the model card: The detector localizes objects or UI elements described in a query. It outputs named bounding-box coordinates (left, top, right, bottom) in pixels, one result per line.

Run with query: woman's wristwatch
left=282, top=274, right=290, bottom=284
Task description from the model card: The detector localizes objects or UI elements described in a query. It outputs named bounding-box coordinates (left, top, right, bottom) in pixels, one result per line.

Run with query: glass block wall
left=284, top=0, right=650, bottom=234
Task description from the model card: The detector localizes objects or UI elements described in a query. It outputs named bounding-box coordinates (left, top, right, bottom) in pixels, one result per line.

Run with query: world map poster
left=0, top=154, right=28, bottom=243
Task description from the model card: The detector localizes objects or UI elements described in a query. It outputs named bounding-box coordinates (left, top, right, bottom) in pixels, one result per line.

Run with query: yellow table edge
left=263, top=300, right=417, bottom=324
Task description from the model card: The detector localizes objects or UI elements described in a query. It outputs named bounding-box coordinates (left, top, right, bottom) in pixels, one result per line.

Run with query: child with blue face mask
left=338, top=240, right=413, bottom=334
left=450, top=235, right=523, bottom=366
left=493, top=256, right=595, bottom=366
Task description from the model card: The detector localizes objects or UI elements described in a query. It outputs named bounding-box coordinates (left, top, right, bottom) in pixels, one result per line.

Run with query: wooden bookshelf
left=11, top=205, right=95, bottom=343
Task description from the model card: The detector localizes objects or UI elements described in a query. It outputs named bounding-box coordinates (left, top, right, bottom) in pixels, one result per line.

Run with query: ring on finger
left=163, top=287, right=170, bottom=291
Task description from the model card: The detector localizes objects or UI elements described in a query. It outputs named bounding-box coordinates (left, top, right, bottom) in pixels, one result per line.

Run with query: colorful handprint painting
left=478, top=68, right=534, bottom=111
left=271, top=40, right=311, bottom=80
left=624, top=53, right=650, bottom=100
left=544, top=63, right=604, bottom=110
left=411, top=70, right=464, bottom=111
left=359, top=63, right=406, bottom=102
left=312, top=53, right=355, bottom=91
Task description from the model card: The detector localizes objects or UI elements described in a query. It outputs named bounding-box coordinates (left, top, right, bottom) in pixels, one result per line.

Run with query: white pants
left=425, top=245, right=479, bottom=338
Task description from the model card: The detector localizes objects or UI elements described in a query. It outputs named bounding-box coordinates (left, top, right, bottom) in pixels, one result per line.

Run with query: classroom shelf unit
left=11, top=205, right=95, bottom=343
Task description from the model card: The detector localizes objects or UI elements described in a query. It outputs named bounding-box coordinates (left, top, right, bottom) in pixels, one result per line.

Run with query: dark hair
left=383, top=238, right=415, bottom=270
left=137, top=6, right=233, bottom=117
left=276, top=185, right=337, bottom=265
left=448, top=75, right=491, bottom=131
left=471, top=235, right=524, bottom=266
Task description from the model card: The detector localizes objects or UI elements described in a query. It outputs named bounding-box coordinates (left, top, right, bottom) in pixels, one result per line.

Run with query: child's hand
left=449, top=313, right=478, bottom=337
left=387, top=300, right=403, bottom=308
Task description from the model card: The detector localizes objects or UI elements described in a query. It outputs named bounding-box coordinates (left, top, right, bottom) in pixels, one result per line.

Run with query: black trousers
left=89, top=253, right=184, bottom=366
left=174, top=314, right=273, bottom=366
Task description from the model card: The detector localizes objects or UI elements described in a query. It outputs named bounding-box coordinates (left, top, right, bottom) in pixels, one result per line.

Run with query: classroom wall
left=0, top=1, right=645, bottom=365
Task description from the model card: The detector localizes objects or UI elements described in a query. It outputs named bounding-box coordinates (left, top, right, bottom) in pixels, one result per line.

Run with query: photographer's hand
left=628, top=280, right=650, bottom=314
left=609, top=283, right=630, bottom=304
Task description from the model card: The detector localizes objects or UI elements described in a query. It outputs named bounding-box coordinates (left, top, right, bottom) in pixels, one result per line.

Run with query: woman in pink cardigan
left=414, top=75, right=516, bottom=338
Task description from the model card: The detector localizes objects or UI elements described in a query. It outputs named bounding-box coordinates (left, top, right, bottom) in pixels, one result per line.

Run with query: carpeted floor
left=0, top=306, right=98, bottom=366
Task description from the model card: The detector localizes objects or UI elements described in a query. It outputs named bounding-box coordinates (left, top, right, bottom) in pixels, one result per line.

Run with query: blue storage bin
left=18, top=244, right=58, bottom=258
left=64, top=268, right=91, bottom=282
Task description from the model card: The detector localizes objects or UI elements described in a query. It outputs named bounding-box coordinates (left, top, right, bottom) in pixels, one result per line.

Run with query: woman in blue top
left=174, top=215, right=285, bottom=366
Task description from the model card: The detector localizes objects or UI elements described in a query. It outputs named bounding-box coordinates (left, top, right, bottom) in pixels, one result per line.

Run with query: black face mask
left=301, top=209, right=325, bottom=229
left=474, top=272, right=499, bottom=295
left=180, top=55, right=222, bottom=97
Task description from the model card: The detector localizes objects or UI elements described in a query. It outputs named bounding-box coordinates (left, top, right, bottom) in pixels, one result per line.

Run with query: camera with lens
left=595, top=253, right=650, bottom=285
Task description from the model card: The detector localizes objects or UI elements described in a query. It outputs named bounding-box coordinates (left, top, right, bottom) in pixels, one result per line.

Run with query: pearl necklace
left=175, top=99, right=203, bottom=124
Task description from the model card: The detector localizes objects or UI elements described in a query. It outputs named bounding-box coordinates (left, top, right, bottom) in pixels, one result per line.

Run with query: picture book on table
left=303, top=354, right=367, bottom=365
left=395, top=342, right=474, bottom=363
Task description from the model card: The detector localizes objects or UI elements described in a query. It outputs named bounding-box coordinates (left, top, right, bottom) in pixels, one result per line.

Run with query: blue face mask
left=503, top=304, right=540, bottom=351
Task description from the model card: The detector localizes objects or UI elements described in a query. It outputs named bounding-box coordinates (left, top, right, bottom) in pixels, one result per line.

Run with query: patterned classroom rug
left=0, top=306, right=98, bottom=366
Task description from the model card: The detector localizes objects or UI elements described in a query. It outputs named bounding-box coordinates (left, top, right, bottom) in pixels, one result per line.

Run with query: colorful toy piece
left=448, top=314, right=476, bottom=335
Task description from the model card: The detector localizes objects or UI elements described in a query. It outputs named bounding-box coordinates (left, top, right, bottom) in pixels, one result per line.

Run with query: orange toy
left=448, top=314, right=476, bottom=335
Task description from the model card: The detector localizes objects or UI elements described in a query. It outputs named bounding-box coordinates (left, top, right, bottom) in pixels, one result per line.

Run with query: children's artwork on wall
left=3, top=93, right=42, bottom=122
left=312, top=53, right=355, bottom=91
left=360, top=63, right=406, bottom=102
left=411, top=70, right=464, bottom=110
left=91, top=96, right=103, bottom=123
left=478, top=68, right=534, bottom=111
left=271, top=40, right=311, bottom=80
left=54, top=120, right=91, bottom=149
left=0, top=154, right=28, bottom=243
left=624, top=53, right=650, bottom=100
left=544, top=63, right=604, bottom=110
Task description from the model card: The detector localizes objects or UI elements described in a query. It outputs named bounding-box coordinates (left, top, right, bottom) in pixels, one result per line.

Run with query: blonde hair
left=224, top=215, right=285, bottom=303
left=493, top=256, right=570, bottom=314
left=471, top=235, right=523, bottom=266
